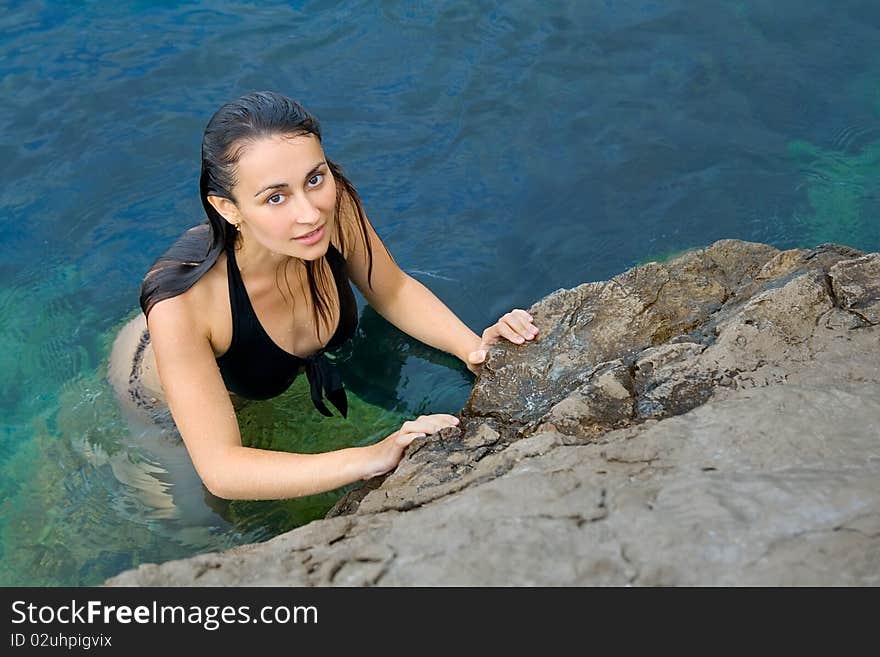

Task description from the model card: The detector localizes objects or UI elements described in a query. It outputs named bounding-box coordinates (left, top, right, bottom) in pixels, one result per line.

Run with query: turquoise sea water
left=1, top=0, right=878, bottom=585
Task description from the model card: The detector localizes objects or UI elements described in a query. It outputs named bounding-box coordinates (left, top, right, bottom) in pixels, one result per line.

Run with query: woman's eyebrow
left=254, top=161, right=327, bottom=198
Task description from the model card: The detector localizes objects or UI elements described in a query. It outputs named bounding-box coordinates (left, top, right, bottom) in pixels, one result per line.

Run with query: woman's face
left=225, top=132, right=337, bottom=260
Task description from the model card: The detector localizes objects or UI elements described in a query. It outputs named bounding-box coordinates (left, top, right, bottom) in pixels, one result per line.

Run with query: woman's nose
left=293, top=199, right=320, bottom=224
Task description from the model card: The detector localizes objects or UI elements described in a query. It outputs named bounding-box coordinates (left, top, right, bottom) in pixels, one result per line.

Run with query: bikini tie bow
left=303, top=352, right=348, bottom=418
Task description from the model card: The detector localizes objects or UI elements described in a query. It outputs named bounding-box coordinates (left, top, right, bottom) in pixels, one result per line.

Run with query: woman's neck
left=232, top=235, right=302, bottom=280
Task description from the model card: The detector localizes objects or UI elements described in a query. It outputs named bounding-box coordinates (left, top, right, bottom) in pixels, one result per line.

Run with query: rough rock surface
left=105, top=240, right=880, bottom=586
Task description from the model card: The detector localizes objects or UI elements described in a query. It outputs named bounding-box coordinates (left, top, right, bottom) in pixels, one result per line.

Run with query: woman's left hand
left=466, top=309, right=539, bottom=374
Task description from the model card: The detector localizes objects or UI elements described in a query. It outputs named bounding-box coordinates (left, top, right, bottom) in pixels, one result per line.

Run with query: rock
left=104, top=240, right=880, bottom=586
left=830, top=254, right=880, bottom=325
left=534, top=359, right=635, bottom=440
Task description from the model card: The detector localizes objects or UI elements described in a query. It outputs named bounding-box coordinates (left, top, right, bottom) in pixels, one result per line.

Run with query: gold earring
left=235, top=223, right=241, bottom=232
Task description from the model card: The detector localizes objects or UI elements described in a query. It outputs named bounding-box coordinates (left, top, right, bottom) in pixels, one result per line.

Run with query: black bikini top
left=215, top=242, right=358, bottom=417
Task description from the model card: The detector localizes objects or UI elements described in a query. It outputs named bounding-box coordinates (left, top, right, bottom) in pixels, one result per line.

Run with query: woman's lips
left=292, top=225, right=324, bottom=245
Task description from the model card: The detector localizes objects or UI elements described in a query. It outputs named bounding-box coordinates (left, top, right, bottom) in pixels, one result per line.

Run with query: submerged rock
left=105, top=240, right=880, bottom=586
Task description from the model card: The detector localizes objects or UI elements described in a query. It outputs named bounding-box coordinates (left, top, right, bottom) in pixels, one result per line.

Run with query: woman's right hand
left=362, top=414, right=460, bottom=479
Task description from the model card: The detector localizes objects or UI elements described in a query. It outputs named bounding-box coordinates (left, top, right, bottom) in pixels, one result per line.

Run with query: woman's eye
left=268, top=193, right=285, bottom=205
left=308, top=173, right=324, bottom=187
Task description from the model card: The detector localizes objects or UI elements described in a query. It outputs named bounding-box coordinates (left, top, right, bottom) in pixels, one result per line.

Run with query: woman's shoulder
left=148, top=250, right=229, bottom=341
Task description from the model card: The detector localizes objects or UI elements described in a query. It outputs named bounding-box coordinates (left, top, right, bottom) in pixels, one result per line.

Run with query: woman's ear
left=206, top=195, right=241, bottom=227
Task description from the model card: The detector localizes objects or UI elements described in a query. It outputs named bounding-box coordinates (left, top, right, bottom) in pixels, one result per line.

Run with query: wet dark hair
left=139, top=90, right=379, bottom=338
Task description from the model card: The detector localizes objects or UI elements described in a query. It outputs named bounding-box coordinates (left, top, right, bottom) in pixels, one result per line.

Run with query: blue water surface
left=1, top=0, right=878, bottom=585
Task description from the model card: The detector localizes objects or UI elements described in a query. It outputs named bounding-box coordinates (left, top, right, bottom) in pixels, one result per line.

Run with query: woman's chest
left=208, top=257, right=341, bottom=359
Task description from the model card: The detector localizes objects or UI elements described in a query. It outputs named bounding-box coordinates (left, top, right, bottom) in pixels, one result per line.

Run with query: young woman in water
left=109, top=90, right=538, bottom=503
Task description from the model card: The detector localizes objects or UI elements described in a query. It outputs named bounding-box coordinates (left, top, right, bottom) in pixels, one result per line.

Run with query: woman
left=109, top=91, right=539, bottom=503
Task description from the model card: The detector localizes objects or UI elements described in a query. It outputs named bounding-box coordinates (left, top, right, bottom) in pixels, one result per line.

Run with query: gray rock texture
left=105, top=240, right=880, bottom=586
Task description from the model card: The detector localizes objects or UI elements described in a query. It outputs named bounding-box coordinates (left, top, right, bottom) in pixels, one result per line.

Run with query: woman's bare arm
left=148, top=292, right=375, bottom=500
left=341, top=197, right=482, bottom=364
left=340, top=194, right=540, bottom=373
